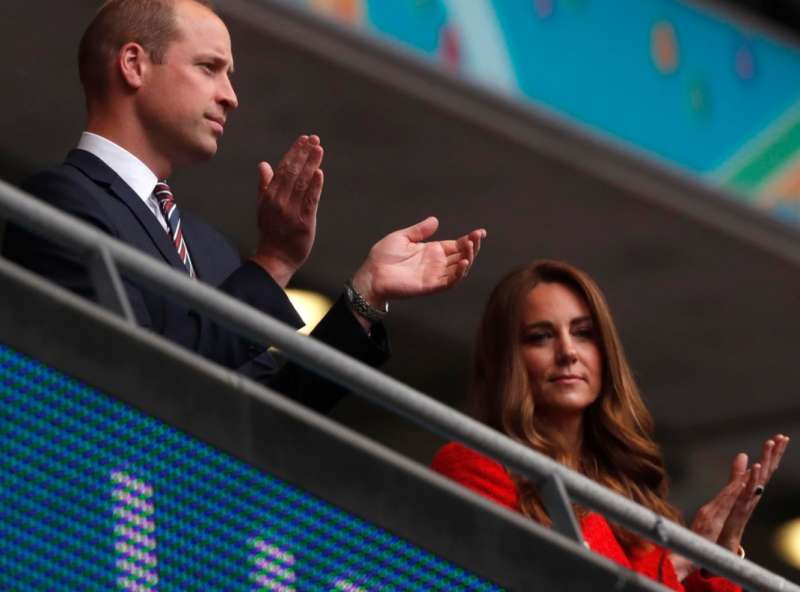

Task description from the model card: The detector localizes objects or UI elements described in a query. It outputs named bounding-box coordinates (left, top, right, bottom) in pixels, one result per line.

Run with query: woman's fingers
left=728, top=452, right=748, bottom=482
left=767, top=434, right=790, bottom=478
left=691, top=463, right=749, bottom=540
left=717, top=463, right=762, bottom=551
left=754, top=434, right=790, bottom=495
left=742, top=462, right=761, bottom=505
left=757, top=439, right=775, bottom=479
left=696, top=437, right=789, bottom=552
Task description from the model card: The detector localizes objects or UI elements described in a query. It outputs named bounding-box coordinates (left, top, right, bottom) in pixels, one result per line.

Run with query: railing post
left=540, top=472, right=584, bottom=544
left=88, top=247, right=135, bottom=324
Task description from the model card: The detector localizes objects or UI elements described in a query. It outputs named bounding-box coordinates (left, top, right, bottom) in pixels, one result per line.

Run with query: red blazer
left=432, top=443, right=740, bottom=592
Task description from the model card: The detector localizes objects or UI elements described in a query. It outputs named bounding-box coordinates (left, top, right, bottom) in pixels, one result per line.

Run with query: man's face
left=137, top=0, right=238, bottom=167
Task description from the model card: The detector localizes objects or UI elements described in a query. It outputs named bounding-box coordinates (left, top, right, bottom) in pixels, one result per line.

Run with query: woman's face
left=519, top=282, right=603, bottom=420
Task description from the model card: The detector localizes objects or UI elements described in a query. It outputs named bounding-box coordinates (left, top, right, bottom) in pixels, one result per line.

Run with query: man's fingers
left=258, top=161, right=274, bottom=192
left=271, top=134, right=314, bottom=201
left=438, top=259, right=470, bottom=290
left=438, top=230, right=485, bottom=282
left=442, top=229, right=487, bottom=255
left=281, top=134, right=316, bottom=190
left=443, top=229, right=485, bottom=264
left=302, top=169, right=324, bottom=217
left=455, top=258, right=470, bottom=279
left=471, top=229, right=486, bottom=259
left=446, top=248, right=468, bottom=266
left=459, top=234, right=475, bottom=265
left=278, top=134, right=310, bottom=174
left=294, top=143, right=324, bottom=203
left=403, top=216, right=439, bottom=243
left=262, top=136, right=304, bottom=199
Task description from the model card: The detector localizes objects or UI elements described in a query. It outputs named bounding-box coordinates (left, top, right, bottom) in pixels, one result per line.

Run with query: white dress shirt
left=77, top=132, right=169, bottom=232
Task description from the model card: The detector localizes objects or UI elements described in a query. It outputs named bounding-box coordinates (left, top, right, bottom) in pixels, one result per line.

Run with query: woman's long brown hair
left=471, top=260, right=681, bottom=549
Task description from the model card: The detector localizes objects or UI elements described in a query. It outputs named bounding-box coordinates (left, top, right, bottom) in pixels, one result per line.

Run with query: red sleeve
left=682, top=569, right=741, bottom=592
left=431, top=442, right=519, bottom=511
left=626, top=545, right=740, bottom=591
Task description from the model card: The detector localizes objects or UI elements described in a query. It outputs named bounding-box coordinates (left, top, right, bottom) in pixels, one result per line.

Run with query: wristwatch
left=344, top=279, right=388, bottom=322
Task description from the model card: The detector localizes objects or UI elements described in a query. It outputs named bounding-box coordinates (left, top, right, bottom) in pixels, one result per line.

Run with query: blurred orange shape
left=651, top=21, right=679, bottom=74
left=311, top=0, right=364, bottom=25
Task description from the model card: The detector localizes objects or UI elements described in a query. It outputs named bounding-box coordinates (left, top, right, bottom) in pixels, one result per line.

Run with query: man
left=3, top=0, right=485, bottom=412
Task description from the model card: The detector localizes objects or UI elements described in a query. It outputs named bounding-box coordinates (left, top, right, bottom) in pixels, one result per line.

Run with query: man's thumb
left=258, top=161, right=274, bottom=190
left=404, top=216, right=439, bottom=242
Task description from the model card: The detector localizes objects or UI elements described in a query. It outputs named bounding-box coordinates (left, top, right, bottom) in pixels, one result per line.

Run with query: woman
left=432, top=260, right=788, bottom=591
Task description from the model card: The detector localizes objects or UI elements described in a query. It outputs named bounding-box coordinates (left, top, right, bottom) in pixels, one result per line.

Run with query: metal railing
left=0, top=177, right=796, bottom=591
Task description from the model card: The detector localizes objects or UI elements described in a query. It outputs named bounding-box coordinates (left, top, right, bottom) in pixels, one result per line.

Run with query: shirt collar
left=77, top=132, right=159, bottom=203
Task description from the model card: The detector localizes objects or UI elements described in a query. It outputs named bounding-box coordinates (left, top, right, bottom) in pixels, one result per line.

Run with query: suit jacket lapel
left=65, top=149, right=188, bottom=274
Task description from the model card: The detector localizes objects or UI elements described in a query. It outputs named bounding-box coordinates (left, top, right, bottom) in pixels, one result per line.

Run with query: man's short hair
left=78, top=0, right=215, bottom=98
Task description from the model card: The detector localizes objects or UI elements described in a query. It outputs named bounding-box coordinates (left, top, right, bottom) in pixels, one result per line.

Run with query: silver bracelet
left=344, top=279, right=388, bottom=322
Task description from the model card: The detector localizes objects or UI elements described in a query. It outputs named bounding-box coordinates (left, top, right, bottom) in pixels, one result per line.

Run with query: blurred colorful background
left=291, top=0, right=800, bottom=225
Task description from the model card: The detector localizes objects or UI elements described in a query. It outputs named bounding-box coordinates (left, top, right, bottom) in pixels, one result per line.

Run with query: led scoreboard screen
left=0, top=344, right=500, bottom=591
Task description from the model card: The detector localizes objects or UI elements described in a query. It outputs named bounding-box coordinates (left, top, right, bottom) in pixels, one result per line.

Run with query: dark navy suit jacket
left=3, top=149, right=388, bottom=412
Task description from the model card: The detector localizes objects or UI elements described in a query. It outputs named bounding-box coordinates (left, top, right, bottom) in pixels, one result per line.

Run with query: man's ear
left=117, top=42, right=150, bottom=90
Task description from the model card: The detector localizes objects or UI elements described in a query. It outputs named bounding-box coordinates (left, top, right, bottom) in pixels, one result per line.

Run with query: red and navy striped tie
left=154, top=181, right=196, bottom=278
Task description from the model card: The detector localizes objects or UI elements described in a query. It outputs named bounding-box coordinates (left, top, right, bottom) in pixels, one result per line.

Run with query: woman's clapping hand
left=671, top=434, right=789, bottom=581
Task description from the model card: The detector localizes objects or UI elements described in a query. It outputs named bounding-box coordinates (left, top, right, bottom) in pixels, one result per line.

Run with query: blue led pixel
left=0, top=344, right=501, bottom=591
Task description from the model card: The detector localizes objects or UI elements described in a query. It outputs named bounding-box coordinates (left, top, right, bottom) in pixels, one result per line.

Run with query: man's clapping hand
left=251, top=134, right=324, bottom=288
left=349, top=216, right=486, bottom=324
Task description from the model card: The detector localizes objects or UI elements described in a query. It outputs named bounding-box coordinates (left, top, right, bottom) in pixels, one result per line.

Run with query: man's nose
left=220, top=77, right=239, bottom=111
